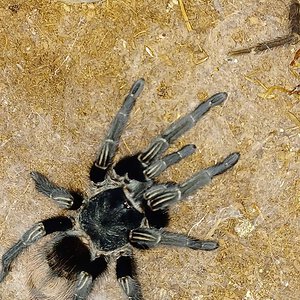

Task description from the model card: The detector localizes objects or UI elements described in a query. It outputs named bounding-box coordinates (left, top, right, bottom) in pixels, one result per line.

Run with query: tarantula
left=0, top=79, right=239, bottom=299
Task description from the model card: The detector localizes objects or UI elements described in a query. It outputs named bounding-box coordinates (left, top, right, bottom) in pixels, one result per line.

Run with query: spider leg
left=116, top=254, right=142, bottom=300
left=130, top=228, right=218, bottom=251
left=145, top=152, right=240, bottom=211
left=73, top=255, right=107, bottom=300
left=138, top=92, right=227, bottom=166
left=179, top=152, right=240, bottom=196
left=90, top=79, right=145, bottom=184
left=0, top=216, right=73, bottom=282
left=73, top=272, right=93, bottom=300
left=31, top=171, right=83, bottom=210
left=143, top=144, right=196, bottom=179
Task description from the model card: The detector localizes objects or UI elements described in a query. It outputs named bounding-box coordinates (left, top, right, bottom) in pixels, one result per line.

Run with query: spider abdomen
left=79, top=188, right=144, bottom=251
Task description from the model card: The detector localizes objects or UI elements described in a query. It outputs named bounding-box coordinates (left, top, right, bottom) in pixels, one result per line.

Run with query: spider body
left=0, top=79, right=240, bottom=300
left=79, top=187, right=144, bottom=251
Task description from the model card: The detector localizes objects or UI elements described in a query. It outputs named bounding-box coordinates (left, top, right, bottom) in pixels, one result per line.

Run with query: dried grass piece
left=178, top=0, right=193, bottom=32
left=290, top=48, right=300, bottom=67
left=245, top=74, right=291, bottom=99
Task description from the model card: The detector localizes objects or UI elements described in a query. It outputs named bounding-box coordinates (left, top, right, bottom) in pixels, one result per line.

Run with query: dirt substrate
left=0, top=1, right=299, bottom=299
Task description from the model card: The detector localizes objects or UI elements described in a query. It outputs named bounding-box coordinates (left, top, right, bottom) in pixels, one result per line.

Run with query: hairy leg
left=73, top=255, right=107, bottom=300
left=116, top=253, right=142, bottom=300
left=0, top=216, right=73, bottom=282
left=138, top=92, right=227, bottom=166
left=31, top=172, right=83, bottom=209
left=144, top=152, right=240, bottom=211
left=143, top=144, right=196, bottom=179
left=114, top=92, right=227, bottom=183
left=90, top=79, right=145, bottom=184
left=130, top=227, right=218, bottom=251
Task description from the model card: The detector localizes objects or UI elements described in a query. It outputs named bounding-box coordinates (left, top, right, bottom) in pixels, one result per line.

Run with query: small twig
left=229, top=35, right=298, bottom=56
left=290, top=0, right=300, bottom=34
left=121, top=137, right=133, bottom=155
left=229, top=0, right=300, bottom=56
